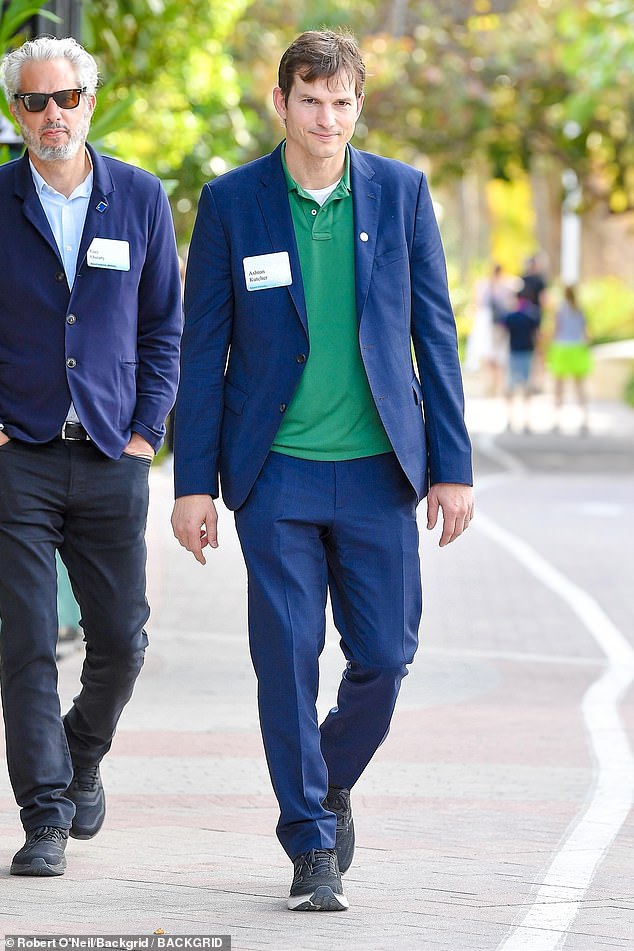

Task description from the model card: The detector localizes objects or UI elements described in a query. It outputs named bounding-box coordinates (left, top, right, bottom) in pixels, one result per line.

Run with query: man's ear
left=272, top=86, right=287, bottom=122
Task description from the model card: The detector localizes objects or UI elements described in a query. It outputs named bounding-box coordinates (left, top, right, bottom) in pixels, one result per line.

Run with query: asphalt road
left=0, top=393, right=632, bottom=950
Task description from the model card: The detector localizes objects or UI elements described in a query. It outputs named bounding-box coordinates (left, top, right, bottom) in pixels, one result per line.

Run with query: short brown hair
left=277, top=30, right=365, bottom=103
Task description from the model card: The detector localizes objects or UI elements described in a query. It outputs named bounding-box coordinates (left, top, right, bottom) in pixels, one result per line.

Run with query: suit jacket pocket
left=224, top=380, right=248, bottom=415
left=375, top=247, right=406, bottom=269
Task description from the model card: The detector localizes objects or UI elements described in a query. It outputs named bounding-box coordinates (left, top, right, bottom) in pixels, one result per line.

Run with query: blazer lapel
left=76, top=144, right=115, bottom=270
left=350, top=147, right=381, bottom=326
left=257, top=144, right=308, bottom=335
left=15, top=154, right=62, bottom=262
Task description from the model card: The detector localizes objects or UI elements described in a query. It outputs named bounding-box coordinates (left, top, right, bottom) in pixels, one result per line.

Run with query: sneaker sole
left=287, top=885, right=349, bottom=911
left=10, top=856, right=66, bottom=877
left=69, top=822, right=103, bottom=840
left=69, top=803, right=106, bottom=840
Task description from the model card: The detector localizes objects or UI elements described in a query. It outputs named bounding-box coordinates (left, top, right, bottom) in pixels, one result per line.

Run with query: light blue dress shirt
left=30, top=158, right=93, bottom=424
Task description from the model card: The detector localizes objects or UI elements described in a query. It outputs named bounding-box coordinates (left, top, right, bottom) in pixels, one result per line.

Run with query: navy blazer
left=0, top=145, right=182, bottom=457
left=174, top=143, right=472, bottom=509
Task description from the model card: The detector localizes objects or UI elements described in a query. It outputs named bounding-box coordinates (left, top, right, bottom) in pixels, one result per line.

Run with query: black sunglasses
left=13, top=87, right=87, bottom=113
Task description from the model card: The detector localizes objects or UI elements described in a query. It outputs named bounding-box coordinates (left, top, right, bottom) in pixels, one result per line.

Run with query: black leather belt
left=60, top=421, right=91, bottom=442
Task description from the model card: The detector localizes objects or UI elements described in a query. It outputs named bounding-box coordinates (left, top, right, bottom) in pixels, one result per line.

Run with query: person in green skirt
left=547, top=285, right=592, bottom=434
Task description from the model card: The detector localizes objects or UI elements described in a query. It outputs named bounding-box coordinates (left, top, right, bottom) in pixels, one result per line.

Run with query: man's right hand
left=171, top=494, right=218, bottom=565
left=0, top=432, right=10, bottom=447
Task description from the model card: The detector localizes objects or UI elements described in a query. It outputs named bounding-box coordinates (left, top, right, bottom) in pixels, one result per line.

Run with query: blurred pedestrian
left=500, top=285, right=541, bottom=432
left=172, top=29, right=473, bottom=913
left=465, top=262, right=515, bottom=395
left=520, top=253, right=548, bottom=392
left=547, top=285, right=592, bottom=433
left=0, top=36, right=182, bottom=877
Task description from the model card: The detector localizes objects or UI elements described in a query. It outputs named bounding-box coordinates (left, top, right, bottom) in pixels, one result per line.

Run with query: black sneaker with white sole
left=10, top=826, right=69, bottom=876
left=324, top=785, right=355, bottom=874
left=67, top=764, right=106, bottom=839
left=287, top=848, right=349, bottom=911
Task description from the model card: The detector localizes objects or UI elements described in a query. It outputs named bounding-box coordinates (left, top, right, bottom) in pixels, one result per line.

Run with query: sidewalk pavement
left=1, top=393, right=633, bottom=950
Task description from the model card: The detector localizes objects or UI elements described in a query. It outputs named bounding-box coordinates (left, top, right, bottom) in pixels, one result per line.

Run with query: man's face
left=10, top=58, right=95, bottom=163
left=273, top=71, right=363, bottom=164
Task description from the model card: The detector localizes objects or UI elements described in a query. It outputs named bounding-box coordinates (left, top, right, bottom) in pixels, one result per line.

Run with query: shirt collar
left=29, top=149, right=94, bottom=201
left=281, top=143, right=351, bottom=200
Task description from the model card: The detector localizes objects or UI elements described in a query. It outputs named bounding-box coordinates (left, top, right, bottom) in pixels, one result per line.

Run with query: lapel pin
left=96, top=200, right=108, bottom=213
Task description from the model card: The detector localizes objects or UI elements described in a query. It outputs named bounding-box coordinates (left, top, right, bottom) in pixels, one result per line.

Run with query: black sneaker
left=287, top=848, right=349, bottom=911
left=10, top=826, right=69, bottom=876
left=324, top=785, right=355, bottom=874
left=67, top=764, right=106, bottom=839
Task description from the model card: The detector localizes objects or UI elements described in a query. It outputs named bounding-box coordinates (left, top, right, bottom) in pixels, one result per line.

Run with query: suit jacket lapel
left=76, top=144, right=116, bottom=270
left=15, top=153, right=61, bottom=262
left=257, top=144, right=308, bottom=335
left=350, top=146, right=381, bottom=326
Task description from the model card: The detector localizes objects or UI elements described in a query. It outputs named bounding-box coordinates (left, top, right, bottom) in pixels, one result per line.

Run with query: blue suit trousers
left=234, top=451, right=422, bottom=859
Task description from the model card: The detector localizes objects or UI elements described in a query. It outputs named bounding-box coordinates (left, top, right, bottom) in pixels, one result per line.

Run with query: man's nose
left=315, top=104, right=336, bottom=126
left=42, top=96, right=63, bottom=120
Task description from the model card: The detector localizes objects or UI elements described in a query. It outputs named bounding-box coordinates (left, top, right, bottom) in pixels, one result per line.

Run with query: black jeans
left=0, top=438, right=150, bottom=831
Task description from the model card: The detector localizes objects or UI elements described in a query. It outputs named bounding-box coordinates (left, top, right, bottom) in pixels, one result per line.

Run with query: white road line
left=473, top=512, right=634, bottom=951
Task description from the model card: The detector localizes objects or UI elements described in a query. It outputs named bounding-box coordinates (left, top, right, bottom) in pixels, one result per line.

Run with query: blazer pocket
left=224, top=380, right=248, bottom=415
left=375, top=247, right=406, bottom=269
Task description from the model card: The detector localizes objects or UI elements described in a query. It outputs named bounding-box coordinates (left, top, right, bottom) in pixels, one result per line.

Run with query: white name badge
left=87, top=238, right=130, bottom=271
left=243, top=251, right=292, bottom=291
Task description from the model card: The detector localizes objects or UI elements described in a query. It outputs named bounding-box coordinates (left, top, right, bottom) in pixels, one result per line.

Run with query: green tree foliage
left=4, top=1, right=633, bottom=242
left=82, top=0, right=249, bottom=240
left=226, top=0, right=634, bottom=213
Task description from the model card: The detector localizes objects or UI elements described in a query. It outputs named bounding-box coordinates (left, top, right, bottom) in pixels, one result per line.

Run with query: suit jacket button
left=66, top=314, right=77, bottom=324
left=55, top=270, right=65, bottom=282
left=279, top=403, right=287, bottom=412
left=296, top=353, right=306, bottom=364
left=66, top=357, right=77, bottom=368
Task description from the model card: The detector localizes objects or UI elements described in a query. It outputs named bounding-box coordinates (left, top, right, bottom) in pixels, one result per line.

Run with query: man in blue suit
left=172, top=30, right=473, bottom=911
left=0, top=37, right=182, bottom=876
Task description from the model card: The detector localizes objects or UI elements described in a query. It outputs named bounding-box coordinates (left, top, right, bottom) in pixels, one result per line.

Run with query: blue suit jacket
left=174, top=143, right=472, bottom=509
left=0, top=145, right=182, bottom=457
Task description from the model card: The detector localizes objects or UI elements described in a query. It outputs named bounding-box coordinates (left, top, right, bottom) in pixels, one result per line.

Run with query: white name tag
left=243, top=251, right=292, bottom=291
left=87, top=238, right=130, bottom=271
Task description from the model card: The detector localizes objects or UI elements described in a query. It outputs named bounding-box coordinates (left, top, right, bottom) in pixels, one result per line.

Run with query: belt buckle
left=61, top=422, right=89, bottom=442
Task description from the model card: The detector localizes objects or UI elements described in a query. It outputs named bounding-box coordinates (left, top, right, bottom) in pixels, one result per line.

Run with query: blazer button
left=279, top=403, right=287, bottom=412
left=296, top=353, right=306, bottom=364
left=66, top=314, right=77, bottom=325
left=66, top=357, right=77, bottom=368
left=55, top=270, right=65, bottom=283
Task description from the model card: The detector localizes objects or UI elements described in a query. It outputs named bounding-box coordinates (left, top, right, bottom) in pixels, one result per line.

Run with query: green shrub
left=578, top=277, right=634, bottom=345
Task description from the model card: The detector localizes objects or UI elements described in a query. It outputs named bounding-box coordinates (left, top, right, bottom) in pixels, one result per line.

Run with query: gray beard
left=18, top=109, right=91, bottom=163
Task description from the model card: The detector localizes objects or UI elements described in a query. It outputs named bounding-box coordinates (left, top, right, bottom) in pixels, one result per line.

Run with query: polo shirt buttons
left=279, top=403, right=287, bottom=412
left=66, top=358, right=77, bottom=369
left=296, top=353, right=306, bottom=364
left=66, top=314, right=77, bottom=325
left=311, top=209, right=317, bottom=216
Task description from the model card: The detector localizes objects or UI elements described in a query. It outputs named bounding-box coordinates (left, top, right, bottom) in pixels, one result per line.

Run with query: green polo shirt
left=271, top=147, right=391, bottom=460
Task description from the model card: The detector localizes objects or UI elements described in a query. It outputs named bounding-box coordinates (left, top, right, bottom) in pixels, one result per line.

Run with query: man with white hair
left=0, top=36, right=182, bottom=876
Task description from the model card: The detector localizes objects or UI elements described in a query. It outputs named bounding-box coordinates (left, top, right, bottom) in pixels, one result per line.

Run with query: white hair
left=0, top=36, right=99, bottom=103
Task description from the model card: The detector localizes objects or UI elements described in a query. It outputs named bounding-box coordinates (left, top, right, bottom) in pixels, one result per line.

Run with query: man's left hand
left=426, top=483, right=474, bottom=547
left=124, top=433, right=155, bottom=460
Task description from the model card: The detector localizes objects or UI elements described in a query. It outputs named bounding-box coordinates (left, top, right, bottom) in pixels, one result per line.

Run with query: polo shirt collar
left=280, top=143, right=351, bottom=200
